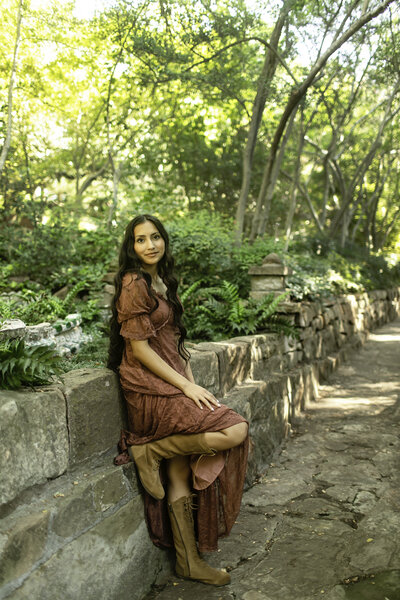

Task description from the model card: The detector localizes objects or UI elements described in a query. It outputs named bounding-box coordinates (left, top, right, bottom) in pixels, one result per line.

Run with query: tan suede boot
left=168, top=495, right=231, bottom=586
left=128, top=433, right=215, bottom=500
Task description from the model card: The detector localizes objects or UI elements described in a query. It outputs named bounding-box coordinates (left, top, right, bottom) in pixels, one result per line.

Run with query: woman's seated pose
left=109, top=214, right=249, bottom=586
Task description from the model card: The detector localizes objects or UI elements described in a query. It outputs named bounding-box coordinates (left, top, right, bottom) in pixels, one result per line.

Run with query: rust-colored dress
left=114, top=273, right=248, bottom=552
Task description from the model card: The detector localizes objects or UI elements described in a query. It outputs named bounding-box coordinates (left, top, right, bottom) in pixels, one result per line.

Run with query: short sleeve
left=117, top=274, right=156, bottom=340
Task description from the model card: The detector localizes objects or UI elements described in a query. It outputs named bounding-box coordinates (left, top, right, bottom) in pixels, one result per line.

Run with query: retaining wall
left=1, top=288, right=400, bottom=600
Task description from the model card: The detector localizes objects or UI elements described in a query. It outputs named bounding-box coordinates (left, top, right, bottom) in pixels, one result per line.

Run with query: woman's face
left=133, top=220, right=166, bottom=269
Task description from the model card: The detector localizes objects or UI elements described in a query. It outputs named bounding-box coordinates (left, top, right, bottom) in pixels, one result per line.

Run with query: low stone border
left=0, top=314, right=91, bottom=355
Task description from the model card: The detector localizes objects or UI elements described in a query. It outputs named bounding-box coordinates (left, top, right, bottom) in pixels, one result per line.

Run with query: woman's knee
left=223, top=422, right=248, bottom=447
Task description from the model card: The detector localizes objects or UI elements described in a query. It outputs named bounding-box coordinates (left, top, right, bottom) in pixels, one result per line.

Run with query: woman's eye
left=153, top=234, right=160, bottom=239
left=136, top=239, right=144, bottom=243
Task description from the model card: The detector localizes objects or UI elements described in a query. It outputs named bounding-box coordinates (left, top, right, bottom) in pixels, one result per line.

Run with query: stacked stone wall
left=1, top=287, right=399, bottom=600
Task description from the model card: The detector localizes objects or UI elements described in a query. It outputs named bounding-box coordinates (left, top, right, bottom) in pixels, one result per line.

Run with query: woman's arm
left=183, top=359, right=195, bottom=384
left=130, top=339, right=219, bottom=411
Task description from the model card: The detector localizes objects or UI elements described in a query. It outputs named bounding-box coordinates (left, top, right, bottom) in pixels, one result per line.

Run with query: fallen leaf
left=367, top=538, right=373, bottom=543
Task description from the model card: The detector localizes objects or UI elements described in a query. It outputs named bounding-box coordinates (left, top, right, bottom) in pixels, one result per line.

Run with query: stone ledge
left=0, top=457, right=143, bottom=595
left=4, top=501, right=170, bottom=600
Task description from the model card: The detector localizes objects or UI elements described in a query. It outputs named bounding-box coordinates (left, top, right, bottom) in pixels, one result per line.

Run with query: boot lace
left=152, top=458, right=162, bottom=471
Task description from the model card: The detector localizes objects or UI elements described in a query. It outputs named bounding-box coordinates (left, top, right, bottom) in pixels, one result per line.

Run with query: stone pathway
left=146, top=319, right=400, bottom=600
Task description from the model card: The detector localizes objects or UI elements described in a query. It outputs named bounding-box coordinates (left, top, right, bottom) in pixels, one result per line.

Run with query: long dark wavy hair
left=107, top=214, right=190, bottom=372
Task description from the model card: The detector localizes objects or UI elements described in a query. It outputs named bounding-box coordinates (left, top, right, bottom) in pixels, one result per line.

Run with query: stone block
left=302, top=332, right=323, bottom=361
left=24, top=322, right=54, bottom=344
left=248, top=265, right=291, bottom=276
left=0, top=510, right=50, bottom=587
left=321, top=326, right=337, bottom=355
left=52, top=481, right=97, bottom=539
left=299, top=326, right=313, bottom=340
left=312, top=315, right=324, bottom=330
left=267, top=396, right=290, bottom=447
left=195, top=340, right=251, bottom=395
left=317, top=357, right=334, bottom=381
left=62, top=368, right=125, bottom=466
left=0, top=320, right=26, bottom=342
left=370, top=289, right=387, bottom=300
left=189, top=349, right=220, bottom=396
left=6, top=499, right=171, bottom=600
left=322, top=307, right=336, bottom=326
left=51, top=466, right=130, bottom=540
left=287, top=369, right=304, bottom=420
left=276, top=301, right=301, bottom=314
left=282, top=335, right=297, bottom=352
left=92, top=469, right=128, bottom=512
left=225, top=381, right=272, bottom=423
left=302, top=365, right=318, bottom=406
left=224, top=334, right=282, bottom=381
left=251, top=275, right=286, bottom=292
left=0, top=388, right=69, bottom=506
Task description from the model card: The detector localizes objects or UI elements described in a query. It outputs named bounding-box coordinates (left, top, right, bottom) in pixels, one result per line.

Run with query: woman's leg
left=167, top=456, right=231, bottom=586
left=167, top=455, right=191, bottom=503
left=166, top=423, right=248, bottom=502
left=130, top=421, right=248, bottom=500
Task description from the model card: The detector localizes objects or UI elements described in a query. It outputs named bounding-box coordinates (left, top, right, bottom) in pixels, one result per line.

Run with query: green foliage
left=58, top=328, right=109, bottom=372
left=0, top=281, right=100, bottom=326
left=182, top=279, right=297, bottom=341
left=168, top=212, right=282, bottom=298
left=0, top=222, right=119, bottom=290
left=168, top=211, right=234, bottom=287
left=0, top=339, right=62, bottom=390
left=286, top=237, right=400, bottom=300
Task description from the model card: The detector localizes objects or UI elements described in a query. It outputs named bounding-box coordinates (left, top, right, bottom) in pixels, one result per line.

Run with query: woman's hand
left=181, top=381, right=221, bottom=411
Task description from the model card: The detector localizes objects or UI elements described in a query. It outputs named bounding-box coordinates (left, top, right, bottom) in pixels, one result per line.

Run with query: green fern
left=0, top=339, right=62, bottom=390
left=180, top=280, right=203, bottom=305
left=62, top=281, right=86, bottom=314
left=182, top=279, right=299, bottom=340
left=10, top=282, right=87, bottom=325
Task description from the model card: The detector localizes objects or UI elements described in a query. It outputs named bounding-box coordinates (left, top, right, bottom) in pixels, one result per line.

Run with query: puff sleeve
left=117, top=274, right=156, bottom=340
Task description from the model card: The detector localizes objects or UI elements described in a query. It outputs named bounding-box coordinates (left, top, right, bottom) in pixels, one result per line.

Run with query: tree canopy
left=1, top=0, right=399, bottom=254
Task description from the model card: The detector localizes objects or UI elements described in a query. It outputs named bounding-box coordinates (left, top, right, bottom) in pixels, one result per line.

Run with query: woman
left=108, top=214, right=249, bottom=586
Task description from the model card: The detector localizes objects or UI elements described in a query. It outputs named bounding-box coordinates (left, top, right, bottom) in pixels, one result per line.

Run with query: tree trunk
left=234, top=0, right=294, bottom=244
left=330, top=80, right=400, bottom=237
left=248, top=0, right=395, bottom=241
left=0, top=0, right=23, bottom=175
left=107, top=164, right=121, bottom=228
left=284, top=107, right=305, bottom=250
left=251, top=104, right=298, bottom=239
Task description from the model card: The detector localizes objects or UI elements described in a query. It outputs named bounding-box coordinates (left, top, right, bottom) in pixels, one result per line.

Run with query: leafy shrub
left=168, top=211, right=234, bottom=288
left=0, top=339, right=62, bottom=389
left=0, top=221, right=120, bottom=290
